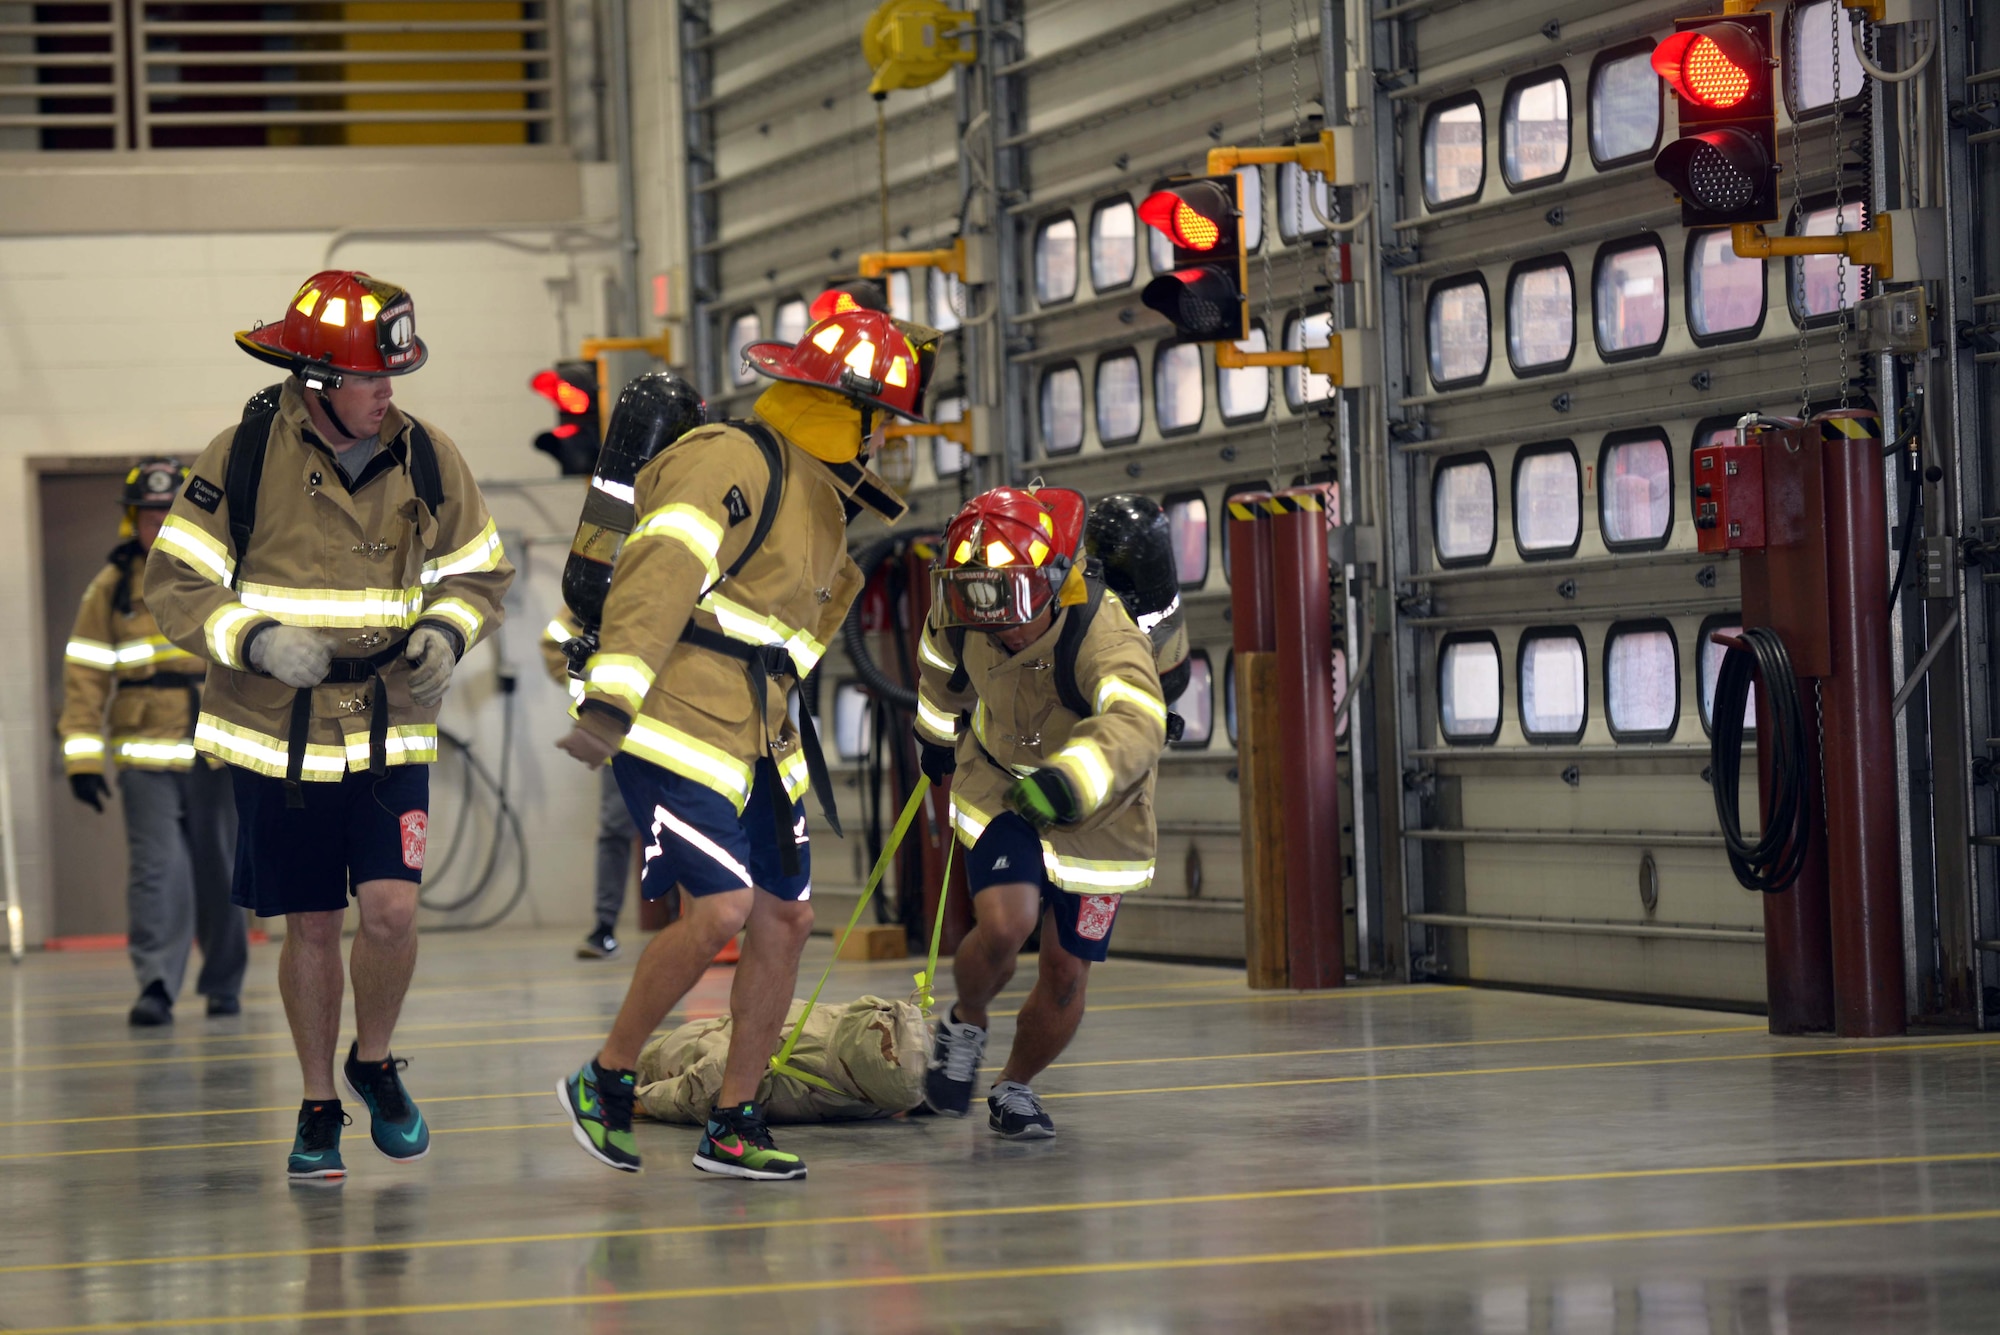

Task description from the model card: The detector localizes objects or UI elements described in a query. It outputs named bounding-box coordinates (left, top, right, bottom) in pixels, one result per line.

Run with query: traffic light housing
left=1651, top=13, right=1778, bottom=228
left=1138, top=174, right=1247, bottom=342
left=532, top=360, right=600, bottom=476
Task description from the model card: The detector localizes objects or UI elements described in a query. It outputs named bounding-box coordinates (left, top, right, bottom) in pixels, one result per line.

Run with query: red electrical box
left=1693, top=438, right=1765, bottom=553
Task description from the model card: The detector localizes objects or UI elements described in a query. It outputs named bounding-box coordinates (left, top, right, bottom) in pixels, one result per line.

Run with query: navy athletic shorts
left=964, top=810, right=1121, bottom=963
left=229, top=764, right=430, bottom=917
left=611, top=752, right=810, bottom=902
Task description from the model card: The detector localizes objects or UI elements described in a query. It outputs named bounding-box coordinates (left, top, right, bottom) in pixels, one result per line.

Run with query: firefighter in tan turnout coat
left=60, top=458, right=246, bottom=1027
left=145, top=270, right=514, bottom=1182
left=914, top=485, right=1168, bottom=1140
left=553, top=305, right=935, bottom=1181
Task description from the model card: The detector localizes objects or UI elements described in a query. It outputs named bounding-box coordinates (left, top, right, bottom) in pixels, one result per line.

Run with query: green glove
left=1005, top=768, right=1079, bottom=831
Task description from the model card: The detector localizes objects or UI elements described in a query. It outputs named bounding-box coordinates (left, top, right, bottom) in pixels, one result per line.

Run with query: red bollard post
left=1268, top=486, right=1345, bottom=989
left=1227, top=493, right=1276, bottom=655
left=1816, top=411, right=1905, bottom=1037
left=1754, top=680, right=1835, bottom=1034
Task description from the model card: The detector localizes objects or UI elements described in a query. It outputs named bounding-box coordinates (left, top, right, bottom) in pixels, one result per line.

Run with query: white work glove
left=405, top=626, right=458, bottom=708
left=249, top=625, right=333, bottom=689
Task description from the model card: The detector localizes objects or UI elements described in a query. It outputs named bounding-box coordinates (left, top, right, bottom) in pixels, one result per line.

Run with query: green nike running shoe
left=559, top=1057, right=640, bottom=1173
left=342, top=1042, right=430, bottom=1163
left=287, top=1100, right=349, bottom=1182
left=693, top=1102, right=806, bottom=1181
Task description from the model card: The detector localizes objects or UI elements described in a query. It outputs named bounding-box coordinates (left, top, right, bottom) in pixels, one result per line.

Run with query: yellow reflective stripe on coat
left=113, top=739, right=198, bottom=768
left=115, top=636, right=198, bottom=668
left=420, top=518, right=505, bottom=585
left=776, top=745, right=810, bottom=801
left=949, top=794, right=993, bottom=846
left=156, top=517, right=235, bottom=586
left=238, top=581, right=426, bottom=628
left=915, top=689, right=959, bottom=742
left=1042, top=849, right=1155, bottom=892
left=196, top=716, right=347, bottom=778
left=917, top=631, right=955, bottom=673
left=64, top=638, right=119, bottom=669
left=585, top=653, right=656, bottom=713
left=543, top=618, right=570, bottom=644
left=1051, top=740, right=1114, bottom=813
left=628, top=503, right=725, bottom=583
left=1094, top=676, right=1168, bottom=728
left=63, top=735, right=107, bottom=758
left=202, top=604, right=264, bottom=669
left=696, top=590, right=826, bottom=675
left=343, top=726, right=437, bottom=767
left=421, top=597, right=483, bottom=642
left=619, top=718, right=755, bottom=811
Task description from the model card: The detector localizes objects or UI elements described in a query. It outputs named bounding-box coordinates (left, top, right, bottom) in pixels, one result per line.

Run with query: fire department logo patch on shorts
left=1075, top=893, right=1118, bottom=941
left=399, top=810, right=427, bottom=870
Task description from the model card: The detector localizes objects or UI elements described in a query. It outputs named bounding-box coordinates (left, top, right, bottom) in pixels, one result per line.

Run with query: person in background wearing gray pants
left=59, top=459, right=246, bottom=1026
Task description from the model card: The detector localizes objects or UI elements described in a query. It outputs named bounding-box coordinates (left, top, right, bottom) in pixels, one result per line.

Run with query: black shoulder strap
left=945, top=626, right=969, bottom=695
left=405, top=419, right=444, bottom=513
left=224, top=397, right=281, bottom=586
left=1053, top=578, right=1105, bottom=719
left=721, top=419, right=786, bottom=581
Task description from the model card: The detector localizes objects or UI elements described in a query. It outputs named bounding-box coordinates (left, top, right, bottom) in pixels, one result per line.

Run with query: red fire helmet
left=740, top=308, right=935, bottom=422
left=235, top=271, right=428, bottom=383
left=933, top=486, right=1087, bottom=628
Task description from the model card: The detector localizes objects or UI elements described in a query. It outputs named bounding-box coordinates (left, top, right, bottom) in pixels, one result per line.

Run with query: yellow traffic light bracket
left=1214, top=337, right=1346, bottom=384
left=1731, top=213, right=1895, bottom=279
left=881, top=417, right=975, bottom=449
left=857, top=235, right=969, bottom=282
left=579, top=334, right=673, bottom=364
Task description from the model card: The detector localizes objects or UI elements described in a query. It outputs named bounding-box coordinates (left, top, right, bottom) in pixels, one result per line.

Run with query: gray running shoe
left=988, top=1080, right=1056, bottom=1140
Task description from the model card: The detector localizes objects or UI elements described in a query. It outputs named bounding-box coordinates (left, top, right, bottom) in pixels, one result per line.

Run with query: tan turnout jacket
left=572, top=419, right=867, bottom=812
left=58, top=552, right=206, bottom=774
left=915, top=590, right=1167, bottom=893
left=145, top=378, right=514, bottom=779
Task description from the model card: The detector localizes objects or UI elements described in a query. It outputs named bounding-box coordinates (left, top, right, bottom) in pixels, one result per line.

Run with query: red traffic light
left=1653, top=24, right=1761, bottom=110
left=1655, top=128, right=1769, bottom=213
left=532, top=368, right=593, bottom=416
left=1139, top=180, right=1232, bottom=252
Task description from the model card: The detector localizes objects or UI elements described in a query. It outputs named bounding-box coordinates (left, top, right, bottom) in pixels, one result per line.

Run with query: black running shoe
left=206, top=994, right=240, bottom=1017
left=922, top=1007, right=988, bottom=1117
left=128, top=980, right=172, bottom=1027
left=988, top=1081, right=1056, bottom=1140
left=288, top=1100, right=350, bottom=1181
left=693, top=1102, right=806, bottom=1181
left=342, top=1043, right=429, bottom=1163
left=576, top=926, right=619, bottom=959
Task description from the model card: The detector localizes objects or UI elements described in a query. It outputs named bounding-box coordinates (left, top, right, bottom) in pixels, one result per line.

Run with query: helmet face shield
left=931, top=566, right=1045, bottom=630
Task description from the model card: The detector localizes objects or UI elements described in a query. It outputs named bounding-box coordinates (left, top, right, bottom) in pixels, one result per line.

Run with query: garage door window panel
left=1439, top=632, right=1503, bottom=745
left=933, top=395, right=970, bottom=478
left=1506, top=256, right=1576, bottom=375
left=1789, top=200, right=1870, bottom=325
left=1594, top=237, right=1668, bottom=361
left=930, top=269, right=966, bottom=333
left=1427, top=276, right=1491, bottom=390
left=1698, top=614, right=1757, bottom=735
left=1598, top=429, right=1674, bottom=551
left=832, top=682, right=873, bottom=761
left=725, top=311, right=762, bottom=388
left=1155, top=342, right=1205, bottom=436
left=1786, top=0, right=1865, bottom=119
left=1502, top=70, right=1571, bottom=189
left=773, top=297, right=808, bottom=346
left=1519, top=628, right=1588, bottom=744
left=1423, top=95, right=1485, bottom=209
left=1433, top=452, right=1497, bottom=567
left=1223, top=650, right=1238, bottom=744
left=1040, top=363, right=1084, bottom=457
left=1172, top=651, right=1214, bottom=750
left=1034, top=214, right=1079, bottom=306
left=1164, top=490, right=1210, bottom=589
left=1218, top=322, right=1271, bottom=425
left=1686, top=228, right=1767, bottom=345
left=1512, top=442, right=1582, bottom=560
left=1589, top=40, right=1662, bottom=169
left=1090, top=197, right=1137, bottom=293
left=1284, top=310, right=1338, bottom=409
left=1096, top=350, right=1142, bottom=446
left=1278, top=163, right=1332, bottom=242
left=1605, top=620, right=1680, bottom=742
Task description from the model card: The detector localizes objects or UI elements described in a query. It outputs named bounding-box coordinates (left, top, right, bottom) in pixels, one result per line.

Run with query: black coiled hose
left=841, top=536, right=919, bottom=712
left=1708, top=626, right=1813, bottom=893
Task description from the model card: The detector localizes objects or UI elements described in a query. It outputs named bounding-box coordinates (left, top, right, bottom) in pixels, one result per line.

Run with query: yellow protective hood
left=754, top=381, right=864, bottom=464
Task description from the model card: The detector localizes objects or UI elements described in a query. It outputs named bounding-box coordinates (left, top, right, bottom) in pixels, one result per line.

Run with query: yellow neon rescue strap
left=769, top=775, right=946, bottom=1095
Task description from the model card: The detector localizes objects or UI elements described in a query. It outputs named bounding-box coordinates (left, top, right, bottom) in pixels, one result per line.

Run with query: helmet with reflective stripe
left=808, top=280, right=889, bottom=323
left=933, top=486, right=1088, bottom=628
left=235, top=270, right=428, bottom=384
left=122, top=457, right=187, bottom=510
left=740, top=308, right=937, bottom=422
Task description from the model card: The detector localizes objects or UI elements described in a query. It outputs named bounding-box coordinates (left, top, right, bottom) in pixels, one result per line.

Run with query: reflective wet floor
left=6, top=931, right=2000, bottom=1333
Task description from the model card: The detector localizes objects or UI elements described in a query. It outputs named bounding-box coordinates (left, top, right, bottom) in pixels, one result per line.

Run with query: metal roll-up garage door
left=1379, top=0, right=1878, bottom=1006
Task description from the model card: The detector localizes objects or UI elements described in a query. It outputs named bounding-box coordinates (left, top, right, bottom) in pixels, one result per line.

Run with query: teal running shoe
left=342, top=1043, right=430, bottom=1163
left=693, top=1102, right=807, bottom=1181
left=287, top=1100, right=350, bottom=1182
left=558, top=1058, right=641, bottom=1173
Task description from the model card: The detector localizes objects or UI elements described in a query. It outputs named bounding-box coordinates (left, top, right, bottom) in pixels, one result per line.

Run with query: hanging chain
left=1831, top=1, right=1851, bottom=410
left=876, top=99, right=892, bottom=252
left=1788, top=11, right=1810, bottom=420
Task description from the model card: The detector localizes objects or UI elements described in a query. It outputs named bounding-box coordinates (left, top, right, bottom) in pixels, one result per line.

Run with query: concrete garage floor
left=6, top=931, right=2000, bottom=1333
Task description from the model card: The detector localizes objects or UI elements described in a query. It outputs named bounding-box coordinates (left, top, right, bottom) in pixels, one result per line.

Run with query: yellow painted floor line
left=7, top=1147, right=2000, bottom=1279
left=0, top=1024, right=1764, bottom=1132
left=2, top=1032, right=616, bottom=1076
left=0, top=1121, right=568, bottom=1164
left=14, top=1206, right=2000, bottom=1333
left=5, top=1035, right=1995, bottom=1162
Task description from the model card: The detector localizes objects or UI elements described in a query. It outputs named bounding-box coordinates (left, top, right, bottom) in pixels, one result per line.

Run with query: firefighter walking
left=552, top=306, right=934, bottom=1180
left=914, top=486, right=1169, bottom=1139
left=60, top=458, right=247, bottom=1027
left=146, top=270, right=514, bottom=1182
